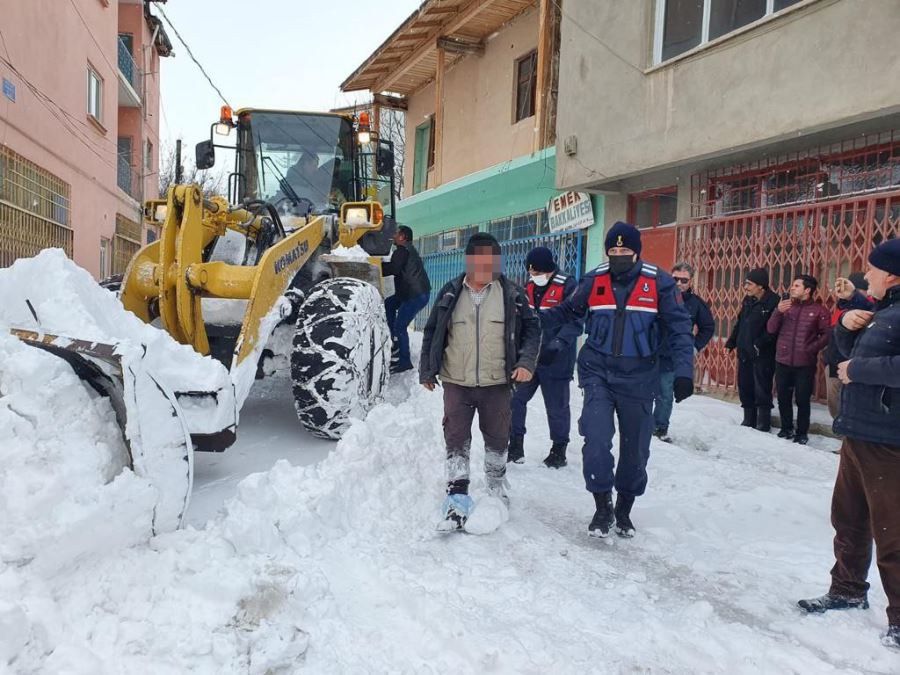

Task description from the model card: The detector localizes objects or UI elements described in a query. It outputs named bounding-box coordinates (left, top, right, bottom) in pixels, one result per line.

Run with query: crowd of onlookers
left=382, top=221, right=900, bottom=650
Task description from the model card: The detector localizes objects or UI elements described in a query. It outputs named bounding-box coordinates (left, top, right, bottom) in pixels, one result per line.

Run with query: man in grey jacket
left=419, top=232, right=542, bottom=530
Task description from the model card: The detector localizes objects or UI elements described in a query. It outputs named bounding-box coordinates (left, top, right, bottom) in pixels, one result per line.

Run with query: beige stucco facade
left=403, top=7, right=541, bottom=197
left=555, top=0, right=900, bottom=225
left=0, top=0, right=166, bottom=277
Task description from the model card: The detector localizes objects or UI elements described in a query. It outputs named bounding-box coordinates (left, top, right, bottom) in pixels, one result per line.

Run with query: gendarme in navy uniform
left=544, top=222, right=694, bottom=538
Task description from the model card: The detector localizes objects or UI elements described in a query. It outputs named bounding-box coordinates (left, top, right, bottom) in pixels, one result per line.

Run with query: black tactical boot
left=798, top=593, right=869, bottom=614
left=614, top=493, right=636, bottom=538
left=653, top=426, right=672, bottom=443
left=793, top=433, right=809, bottom=445
left=741, top=407, right=757, bottom=428
left=777, top=427, right=794, bottom=439
left=506, top=435, right=525, bottom=464
left=588, top=491, right=614, bottom=538
left=755, top=407, right=772, bottom=432
left=542, top=442, right=567, bottom=469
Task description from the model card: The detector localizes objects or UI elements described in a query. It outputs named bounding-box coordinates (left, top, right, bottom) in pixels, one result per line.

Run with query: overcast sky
left=157, top=0, right=420, bottom=154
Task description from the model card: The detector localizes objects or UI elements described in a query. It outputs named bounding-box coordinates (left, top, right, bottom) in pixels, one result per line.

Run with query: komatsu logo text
left=274, top=241, right=309, bottom=274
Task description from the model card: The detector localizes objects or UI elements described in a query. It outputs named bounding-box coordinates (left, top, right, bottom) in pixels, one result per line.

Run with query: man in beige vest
left=420, top=233, right=542, bottom=531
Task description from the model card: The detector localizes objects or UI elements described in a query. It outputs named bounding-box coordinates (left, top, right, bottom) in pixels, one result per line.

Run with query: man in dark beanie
left=419, top=232, right=541, bottom=531
left=508, top=246, right=582, bottom=468
left=725, top=268, right=779, bottom=431
left=825, top=272, right=874, bottom=419
left=799, top=238, right=900, bottom=650
left=543, top=222, right=694, bottom=538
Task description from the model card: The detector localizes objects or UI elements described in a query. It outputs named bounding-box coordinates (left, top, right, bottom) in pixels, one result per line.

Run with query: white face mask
left=531, top=274, right=550, bottom=287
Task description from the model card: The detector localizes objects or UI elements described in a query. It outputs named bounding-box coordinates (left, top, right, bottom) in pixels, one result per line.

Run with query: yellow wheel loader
left=11, top=108, right=400, bottom=529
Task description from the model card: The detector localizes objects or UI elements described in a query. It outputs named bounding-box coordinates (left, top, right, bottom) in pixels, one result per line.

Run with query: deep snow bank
left=0, top=250, right=236, bottom=532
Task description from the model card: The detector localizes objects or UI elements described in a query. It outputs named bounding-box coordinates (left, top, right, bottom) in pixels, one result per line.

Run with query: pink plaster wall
left=0, top=0, right=162, bottom=277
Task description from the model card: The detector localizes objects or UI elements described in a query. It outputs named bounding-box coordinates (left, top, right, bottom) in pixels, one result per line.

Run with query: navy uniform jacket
left=525, top=270, right=583, bottom=380
left=544, top=261, right=694, bottom=387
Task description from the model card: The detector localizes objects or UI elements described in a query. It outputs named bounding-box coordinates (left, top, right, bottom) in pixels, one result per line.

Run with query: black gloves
left=674, top=377, right=694, bottom=403
left=537, top=339, right=562, bottom=366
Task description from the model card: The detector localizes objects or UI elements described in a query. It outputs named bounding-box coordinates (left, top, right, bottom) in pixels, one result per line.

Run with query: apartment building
left=0, top=0, right=172, bottom=278
left=555, top=0, right=900, bottom=393
left=341, top=0, right=606, bottom=295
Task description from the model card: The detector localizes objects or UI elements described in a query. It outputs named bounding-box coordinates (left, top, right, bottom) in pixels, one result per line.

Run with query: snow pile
left=0, top=333, right=156, bottom=574
left=0, top=250, right=236, bottom=532
left=327, top=244, right=370, bottom=260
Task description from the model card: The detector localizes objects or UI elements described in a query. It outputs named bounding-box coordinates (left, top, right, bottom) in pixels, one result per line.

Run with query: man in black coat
left=382, top=225, right=431, bottom=374
left=725, top=268, right=779, bottom=431
left=798, top=239, right=900, bottom=650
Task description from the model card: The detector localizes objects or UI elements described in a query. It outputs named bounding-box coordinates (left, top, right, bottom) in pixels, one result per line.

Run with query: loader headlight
left=344, top=207, right=370, bottom=226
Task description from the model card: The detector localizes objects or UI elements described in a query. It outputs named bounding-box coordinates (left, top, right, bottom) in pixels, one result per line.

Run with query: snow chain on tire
left=291, top=277, right=391, bottom=439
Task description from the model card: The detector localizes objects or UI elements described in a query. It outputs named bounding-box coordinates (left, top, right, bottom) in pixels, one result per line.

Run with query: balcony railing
left=117, top=37, right=141, bottom=95
left=117, top=154, right=140, bottom=201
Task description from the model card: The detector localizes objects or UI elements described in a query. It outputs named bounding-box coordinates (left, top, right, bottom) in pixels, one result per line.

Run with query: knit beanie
left=868, top=239, right=900, bottom=277
left=525, top=246, right=555, bottom=273
left=746, top=268, right=769, bottom=289
left=604, top=221, right=642, bottom=257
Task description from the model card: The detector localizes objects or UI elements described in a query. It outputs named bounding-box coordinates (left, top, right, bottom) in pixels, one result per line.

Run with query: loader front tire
left=291, top=278, right=391, bottom=439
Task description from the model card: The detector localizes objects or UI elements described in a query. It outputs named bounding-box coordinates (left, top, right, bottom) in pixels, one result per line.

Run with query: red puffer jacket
left=766, top=299, right=831, bottom=367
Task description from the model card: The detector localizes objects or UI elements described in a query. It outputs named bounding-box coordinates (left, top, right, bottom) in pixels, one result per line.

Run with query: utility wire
left=155, top=6, right=231, bottom=108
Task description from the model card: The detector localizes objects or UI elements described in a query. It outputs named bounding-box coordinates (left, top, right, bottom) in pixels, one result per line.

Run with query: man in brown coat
left=766, top=274, right=830, bottom=444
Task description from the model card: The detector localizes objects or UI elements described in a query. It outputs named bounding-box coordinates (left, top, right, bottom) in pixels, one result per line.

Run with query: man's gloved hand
left=537, top=339, right=562, bottom=366
left=674, top=377, right=694, bottom=403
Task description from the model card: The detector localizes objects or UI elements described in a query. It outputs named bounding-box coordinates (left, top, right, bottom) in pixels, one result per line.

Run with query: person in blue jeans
left=382, top=226, right=431, bottom=374
left=653, top=262, right=714, bottom=442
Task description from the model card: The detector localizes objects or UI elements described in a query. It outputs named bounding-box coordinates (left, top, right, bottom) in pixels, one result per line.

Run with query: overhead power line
left=155, top=6, right=231, bottom=109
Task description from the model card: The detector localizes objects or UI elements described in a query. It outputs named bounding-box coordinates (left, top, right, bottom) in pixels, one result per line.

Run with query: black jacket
left=725, top=290, right=779, bottom=362
left=382, top=243, right=431, bottom=300
left=419, top=274, right=542, bottom=385
left=833, top=285, right=900, bottom=446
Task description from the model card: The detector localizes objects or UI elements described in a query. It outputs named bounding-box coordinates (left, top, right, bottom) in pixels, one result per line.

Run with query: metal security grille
left=0, top=145, right=73, bottom=265
left=113, top=213, right=142, bottom=276
left=415, top=228, right=585, bottom=330
left=676, top=190, right=900, bottom=399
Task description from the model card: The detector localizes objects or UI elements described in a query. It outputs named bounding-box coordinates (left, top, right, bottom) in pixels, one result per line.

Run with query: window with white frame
left=87, top=66, right=103, bottom=122
left=654, top=0, right=802, bottom=64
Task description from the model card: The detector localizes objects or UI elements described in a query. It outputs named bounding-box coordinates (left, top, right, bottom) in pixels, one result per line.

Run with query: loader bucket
left=10, top=328, right=194, bottom=534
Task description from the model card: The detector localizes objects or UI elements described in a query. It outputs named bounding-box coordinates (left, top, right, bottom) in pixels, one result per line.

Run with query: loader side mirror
left=195, top=140, right=216, bottom=170
left=376, top=146, right=394, bottom=176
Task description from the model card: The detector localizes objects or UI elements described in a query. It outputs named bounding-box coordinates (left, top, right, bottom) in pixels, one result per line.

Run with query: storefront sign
left=547, top=191, right=594, bottom=232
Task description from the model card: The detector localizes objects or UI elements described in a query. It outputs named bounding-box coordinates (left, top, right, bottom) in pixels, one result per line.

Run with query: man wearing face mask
left=508, top=247, right=583, bottom=468
left=543, top=222, right=694, bottom=538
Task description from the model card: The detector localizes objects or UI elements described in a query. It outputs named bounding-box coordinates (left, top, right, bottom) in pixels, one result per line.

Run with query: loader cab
left=222, top=109, right=395, bottom=222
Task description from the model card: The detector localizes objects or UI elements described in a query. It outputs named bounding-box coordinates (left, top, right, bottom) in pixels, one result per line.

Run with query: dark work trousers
left=510, top=373, right=571, bottom=444
left=443, top=382, right=511, bottom=495
left=829, top=438, right=900, bottom=626
left=580, top=378, right=654, bottom=497
left=737, top=357, right=776, bottom=410
left=775, top=364, right=816, bottom=435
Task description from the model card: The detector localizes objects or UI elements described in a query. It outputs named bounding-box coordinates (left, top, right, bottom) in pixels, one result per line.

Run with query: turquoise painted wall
left=397, top=147, right=606, bottom=272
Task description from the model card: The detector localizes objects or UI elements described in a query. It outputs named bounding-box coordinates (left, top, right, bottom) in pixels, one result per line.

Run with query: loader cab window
left=236, top=112, right=355, bottom=213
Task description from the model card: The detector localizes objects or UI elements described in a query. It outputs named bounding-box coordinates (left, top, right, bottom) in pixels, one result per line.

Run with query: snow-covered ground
left=3, top=253, right=899, bottom=673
